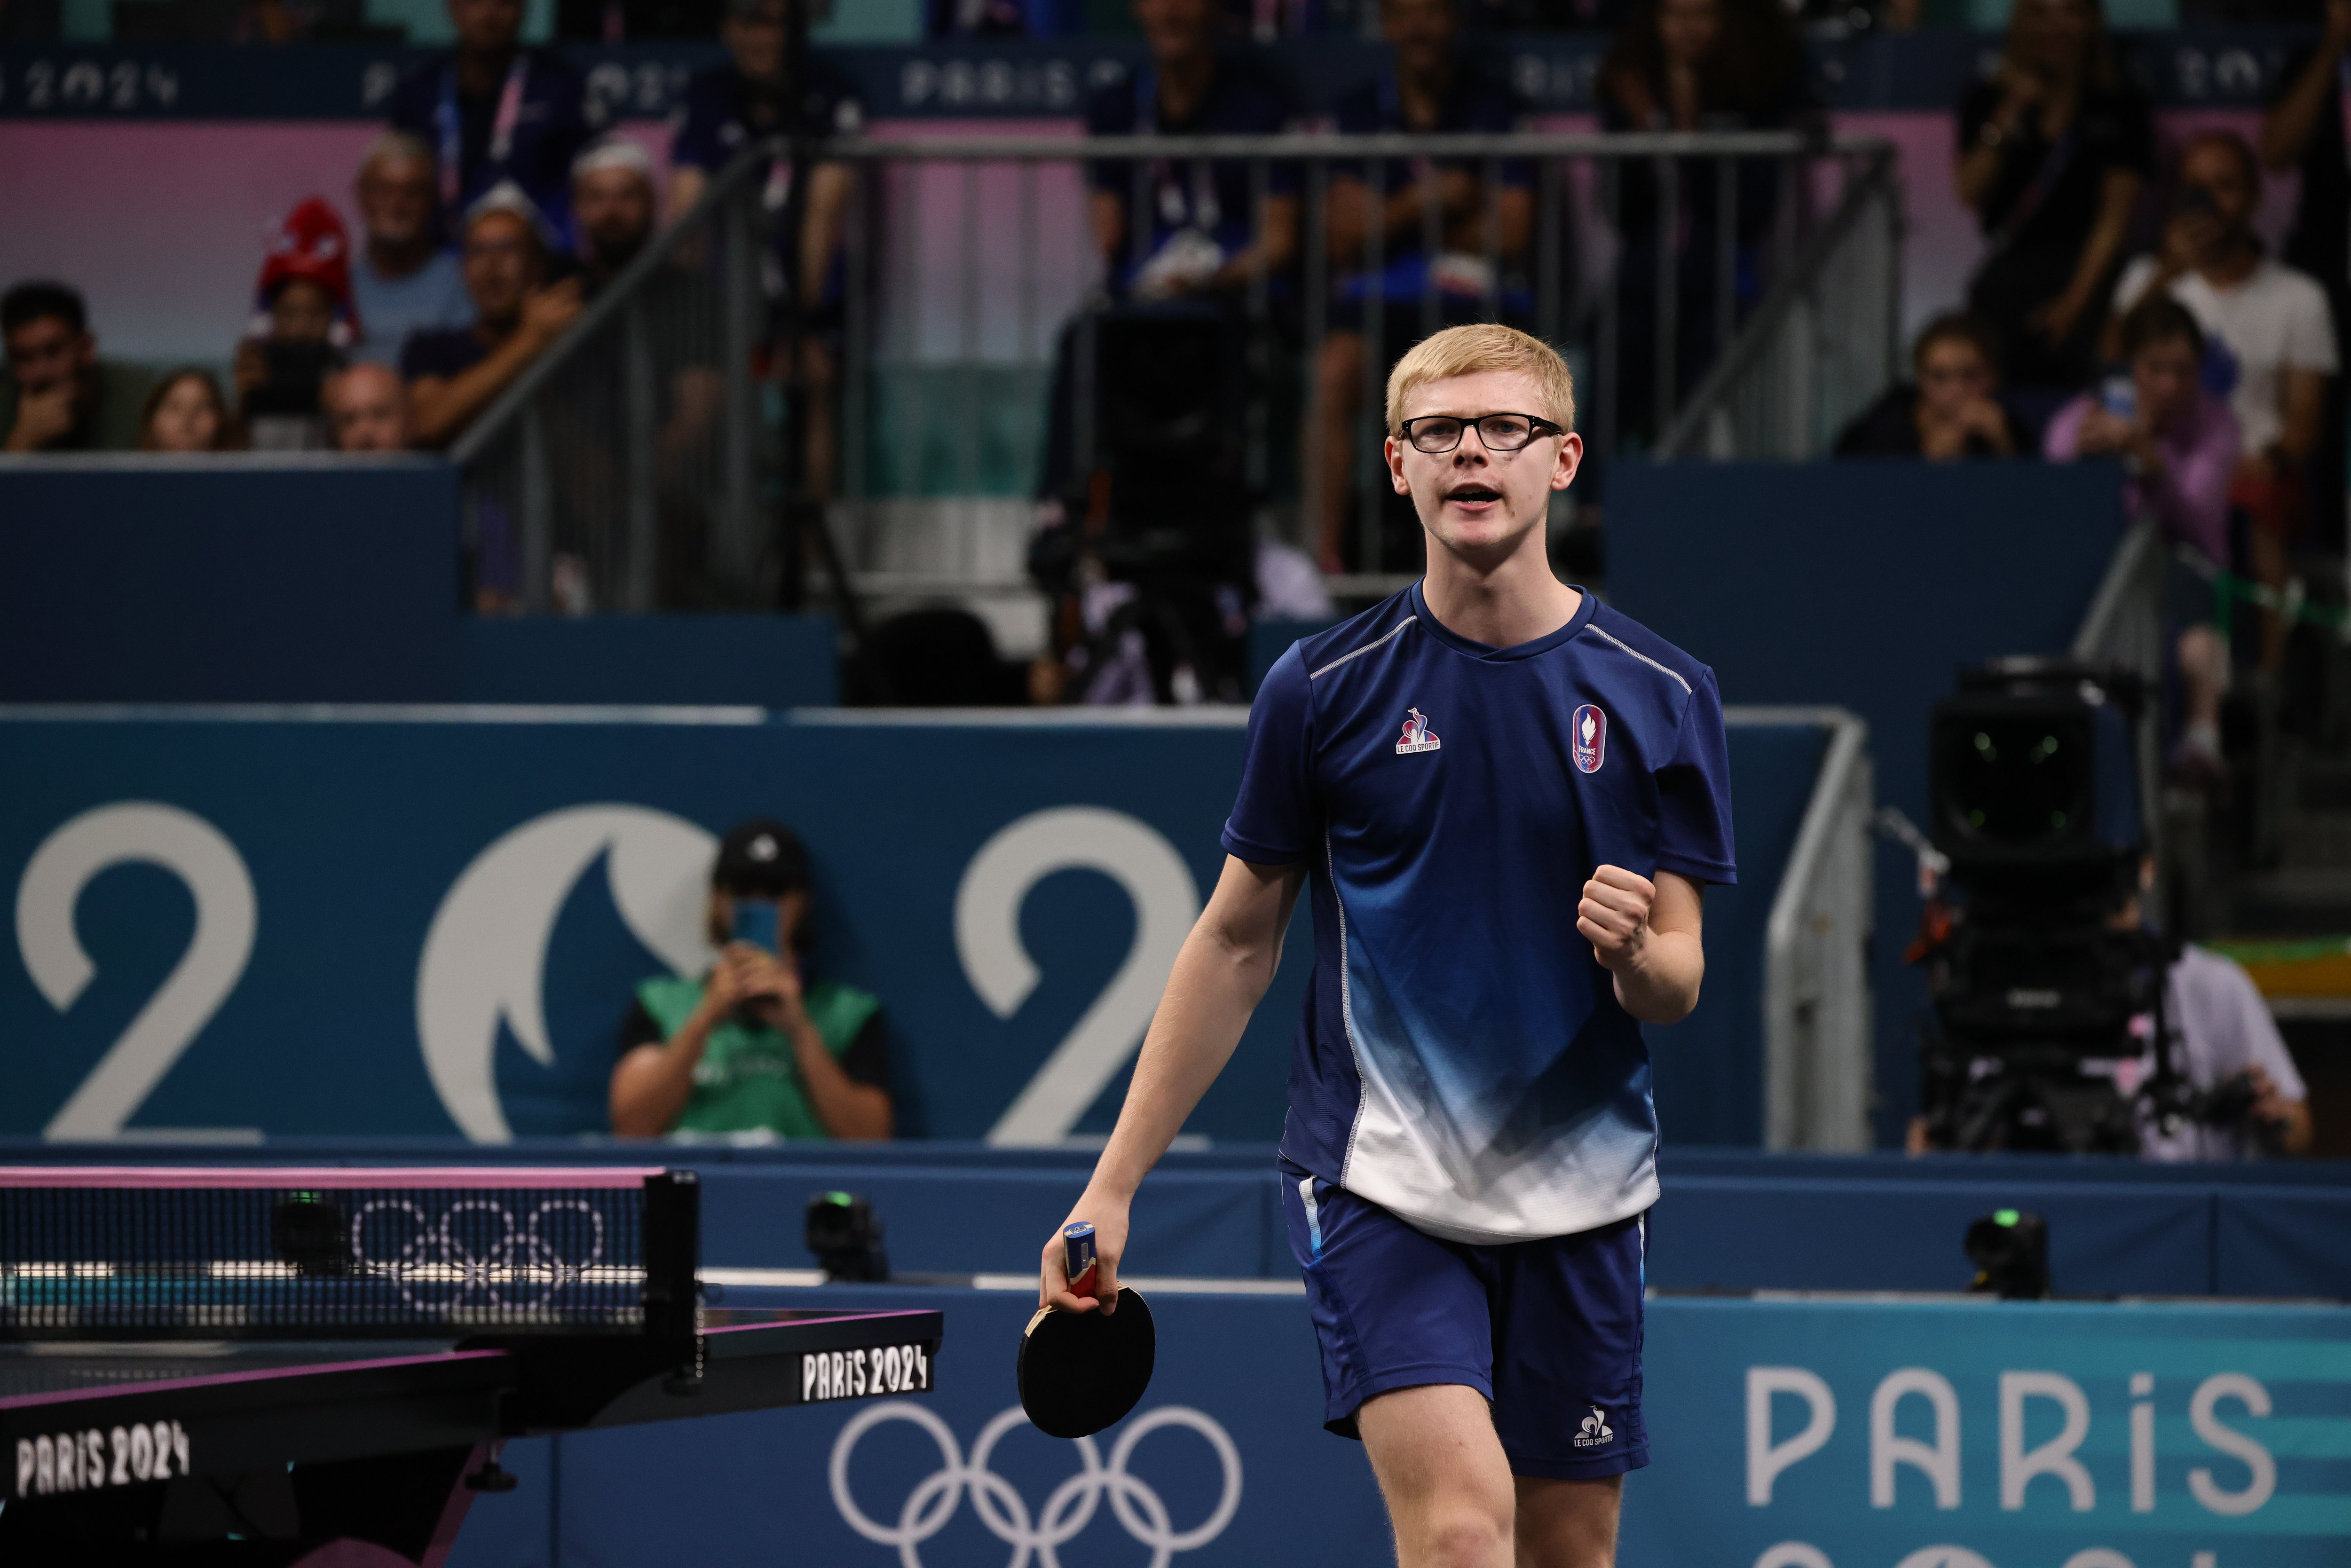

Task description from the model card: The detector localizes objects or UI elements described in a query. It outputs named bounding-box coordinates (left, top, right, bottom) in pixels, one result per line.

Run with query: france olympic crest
left=1571, top=705, right=1607, bottom=773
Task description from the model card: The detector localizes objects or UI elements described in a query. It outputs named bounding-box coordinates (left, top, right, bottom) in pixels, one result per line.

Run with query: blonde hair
left=1384, top=324, right=1577, bottom=436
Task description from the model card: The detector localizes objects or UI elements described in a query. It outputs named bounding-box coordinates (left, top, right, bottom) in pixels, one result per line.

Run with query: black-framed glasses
left=1397, top=413, right=1566, bottom=454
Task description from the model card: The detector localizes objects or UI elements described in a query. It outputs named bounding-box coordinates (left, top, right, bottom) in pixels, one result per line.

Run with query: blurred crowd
left=3, top=0, right=837, bottom=464
left=1833, top=0, right=2345, bottom=787
left=1, top=0, right=2343, bottom=719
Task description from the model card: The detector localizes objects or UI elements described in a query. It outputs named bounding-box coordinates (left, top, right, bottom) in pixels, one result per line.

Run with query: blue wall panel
left=1611, top=461, right=2130, bottom=1146
left=0, top=712, right=1827, bottom=1147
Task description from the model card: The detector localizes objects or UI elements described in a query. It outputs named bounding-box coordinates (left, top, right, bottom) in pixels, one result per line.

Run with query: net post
left=644, top=1169, right=702, bottom=1392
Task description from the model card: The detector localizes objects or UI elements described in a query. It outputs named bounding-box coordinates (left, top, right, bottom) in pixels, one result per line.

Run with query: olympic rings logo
left=829, top=1402, right=1243, bottom=1568
left=348, top=1198, right=607, bottom=1313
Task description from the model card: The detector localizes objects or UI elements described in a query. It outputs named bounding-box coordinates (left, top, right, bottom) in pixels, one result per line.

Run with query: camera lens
left=1940, top=714, right=2092, bottom=849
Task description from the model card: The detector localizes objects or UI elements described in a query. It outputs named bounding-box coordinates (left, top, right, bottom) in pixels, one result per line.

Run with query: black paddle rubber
left=1017, top=1285, right=1156, bottom=1440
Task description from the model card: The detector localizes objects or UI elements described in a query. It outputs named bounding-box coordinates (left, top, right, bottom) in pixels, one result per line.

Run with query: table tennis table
left=0, top=1166, right=943, bottom=1565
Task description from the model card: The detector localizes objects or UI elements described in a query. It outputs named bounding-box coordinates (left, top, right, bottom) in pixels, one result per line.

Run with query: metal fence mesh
left=455, top=131, right=1903, bottom=612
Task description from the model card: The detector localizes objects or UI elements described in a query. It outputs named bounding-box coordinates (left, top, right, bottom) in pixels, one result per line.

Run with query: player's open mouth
left=1444, top=485, right=1502, bottom=506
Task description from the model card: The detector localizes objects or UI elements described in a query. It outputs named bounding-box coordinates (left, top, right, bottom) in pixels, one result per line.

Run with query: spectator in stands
left=610, top=818, right=892, bottom=1141
left=2048, top=293, right=2239, bottom=778
left=1032, top=0, right=1296, bottom=507
left=2261, top=0, right=2351, bottom=566
left=387, top=0, right=592, bottom=247
left=137, top=370, right=239, bottom=453
left=1955, top=0, right=2150, bottom=398
left=2122, top=860, right=2313, bottom=1160
left=402, top=184, right=584, bottom=449
left=0, top=281, right=152, bottom=453
left=2049, top=295, right=2237, bottom=570
left=350, top=132, right=475, bottom=369
left=1084, top=0, right=1298, bottom=298
left=1308, top=0, right=1531, bottom=571
left=2262, top=0, right=2349, bottom=311
left=1835, top=313, right=2029, bottom=459
left=323, top=363, right=415, bottom=451
left=574, top=138, right=660, bottom=293
left=236, top=198, right=357, bottom=452
left=669, top=0, right=861, bottom=499
left=2108, top=130, right=2340, bottom=673
left=1599, top=0, right=1809, bottom=449
left=668, top=0, right=861, bottom=225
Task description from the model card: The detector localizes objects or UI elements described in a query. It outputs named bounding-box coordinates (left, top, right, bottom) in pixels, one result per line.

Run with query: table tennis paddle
left=1016, top=1221, right=1154, bottom=1440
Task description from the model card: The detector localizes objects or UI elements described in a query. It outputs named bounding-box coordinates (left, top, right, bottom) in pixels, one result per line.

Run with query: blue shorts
left=1278, top=1159, right=1649, bottom=1480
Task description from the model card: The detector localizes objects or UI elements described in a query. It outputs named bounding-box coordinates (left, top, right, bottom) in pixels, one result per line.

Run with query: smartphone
left=729, top=898, right=780, bottom=953
left=2099, top=375, right=2137, bottom=420
left=244, top=338, right=340, bottom=416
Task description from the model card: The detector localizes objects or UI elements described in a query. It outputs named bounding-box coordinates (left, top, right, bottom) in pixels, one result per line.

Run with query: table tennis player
left=1037, top=324, right=1736, bottom=1568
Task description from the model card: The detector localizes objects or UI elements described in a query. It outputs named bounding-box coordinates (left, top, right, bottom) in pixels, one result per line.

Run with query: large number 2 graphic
left=15, top=804, right=257, bottom=1140
left=956, top=807, right=1201, bottom=1147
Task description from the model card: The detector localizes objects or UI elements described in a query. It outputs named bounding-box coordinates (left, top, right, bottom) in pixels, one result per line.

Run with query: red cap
left=254, top=197, right=360, bottom=341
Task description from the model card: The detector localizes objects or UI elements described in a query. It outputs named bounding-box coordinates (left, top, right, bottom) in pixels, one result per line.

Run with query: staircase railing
left=450, top=143, right=773, bottom=614
left=2073, top=518, right=2171, bottom=867
left=1652, top=142, right=1902, bottom=462
left=1752, top=706, right=1876, bottom=1151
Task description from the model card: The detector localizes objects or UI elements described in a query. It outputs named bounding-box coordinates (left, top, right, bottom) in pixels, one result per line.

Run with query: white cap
left=571, top=137, right=656, bottom=187
left=463, top=179, right=551, bottom=241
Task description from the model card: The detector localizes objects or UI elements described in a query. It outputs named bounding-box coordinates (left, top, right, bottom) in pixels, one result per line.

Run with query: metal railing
left=1752, top=705, right=1875, bottom=1153
left=833, top=129, right=1901, bottom=587
left=456, top=128, right=1901, bottom=614
left=451, top=148, right=770, bottom=614
left=1655, top=142, right=1902, bottom=461
left=2072, top=518, right=2170, bottom=870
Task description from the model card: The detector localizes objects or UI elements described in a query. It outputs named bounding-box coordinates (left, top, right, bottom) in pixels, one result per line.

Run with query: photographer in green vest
left=609, top=818, right=893, bottom=1141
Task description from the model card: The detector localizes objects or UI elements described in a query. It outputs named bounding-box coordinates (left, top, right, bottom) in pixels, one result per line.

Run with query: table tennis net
left=0, top=1171, right=695, bottom=1339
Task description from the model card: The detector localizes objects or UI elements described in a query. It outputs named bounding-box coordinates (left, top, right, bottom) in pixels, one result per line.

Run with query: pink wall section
left=0, top=109, right=2301, bottom=367
left=0, top=120, right=673, bottom=366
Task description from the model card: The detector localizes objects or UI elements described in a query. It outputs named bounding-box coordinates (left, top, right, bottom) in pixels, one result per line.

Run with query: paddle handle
left=1063, top=1222, right=1098, bottom=1298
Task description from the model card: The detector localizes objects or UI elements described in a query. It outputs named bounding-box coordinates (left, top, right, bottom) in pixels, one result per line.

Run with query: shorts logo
left=1571, top=705, right=1606, bottom=773
left=1395, top=708, right=1442, bottom=756
left=1572, top=1406, right=1614, bottom=1449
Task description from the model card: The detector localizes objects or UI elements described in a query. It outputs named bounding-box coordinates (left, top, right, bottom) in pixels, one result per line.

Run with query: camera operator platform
left=1909, top=659, right=2312, bottom=1159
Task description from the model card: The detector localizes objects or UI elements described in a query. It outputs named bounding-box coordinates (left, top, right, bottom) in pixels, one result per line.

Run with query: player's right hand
left=1040, top=1196, right=1128, bottom=1317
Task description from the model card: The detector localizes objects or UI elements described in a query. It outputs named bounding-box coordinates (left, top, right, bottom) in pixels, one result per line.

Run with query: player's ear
left=1385, top=434, right=1411, bottom=494
left=1552, top=431, right=1583, bottom=492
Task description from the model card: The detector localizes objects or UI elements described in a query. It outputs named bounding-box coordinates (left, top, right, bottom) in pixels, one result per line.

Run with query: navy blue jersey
left=1223, top=584, right=1735, bottom=1243
left=1332, top=70, right=1531, bottom=219
left=1084, top=62, right=1294, bottom=292
left=387, top=49, right=592, bottom=245
left=668, top=60, right=864, bottom=174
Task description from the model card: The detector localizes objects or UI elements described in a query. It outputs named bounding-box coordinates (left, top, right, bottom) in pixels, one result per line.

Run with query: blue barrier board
left=0, top=709, right=1827, bottom=1147
left=441, top=1287, right=2351, bottom=1568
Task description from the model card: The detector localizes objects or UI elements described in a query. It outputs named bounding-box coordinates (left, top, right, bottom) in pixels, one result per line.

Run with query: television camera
left=1916, top=659, right=2178, bottom=1153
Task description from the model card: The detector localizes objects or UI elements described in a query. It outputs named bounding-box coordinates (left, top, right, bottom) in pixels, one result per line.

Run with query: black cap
left=713, top=818, right=810, bottom=898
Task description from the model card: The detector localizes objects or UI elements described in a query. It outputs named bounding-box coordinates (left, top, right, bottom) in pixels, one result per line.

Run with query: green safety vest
left=635, top=973, right=881, bottom=1140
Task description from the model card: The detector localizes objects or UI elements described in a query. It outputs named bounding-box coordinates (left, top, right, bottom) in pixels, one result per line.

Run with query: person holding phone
left=608, top=818, right=893, bottom=1140
left=2047, top=293, right=2240, bottom=783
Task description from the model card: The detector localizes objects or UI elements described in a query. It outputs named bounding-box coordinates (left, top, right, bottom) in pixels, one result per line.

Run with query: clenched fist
left=1578, top=864, right=1657, bottom=972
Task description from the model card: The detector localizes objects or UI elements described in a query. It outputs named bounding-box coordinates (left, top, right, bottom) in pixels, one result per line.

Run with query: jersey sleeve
left=1221, top=643, right=1317, bottom=865
left=1655, top=667, right=1737, bottom=885
left=617, top=997, right=665, bottom=1057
